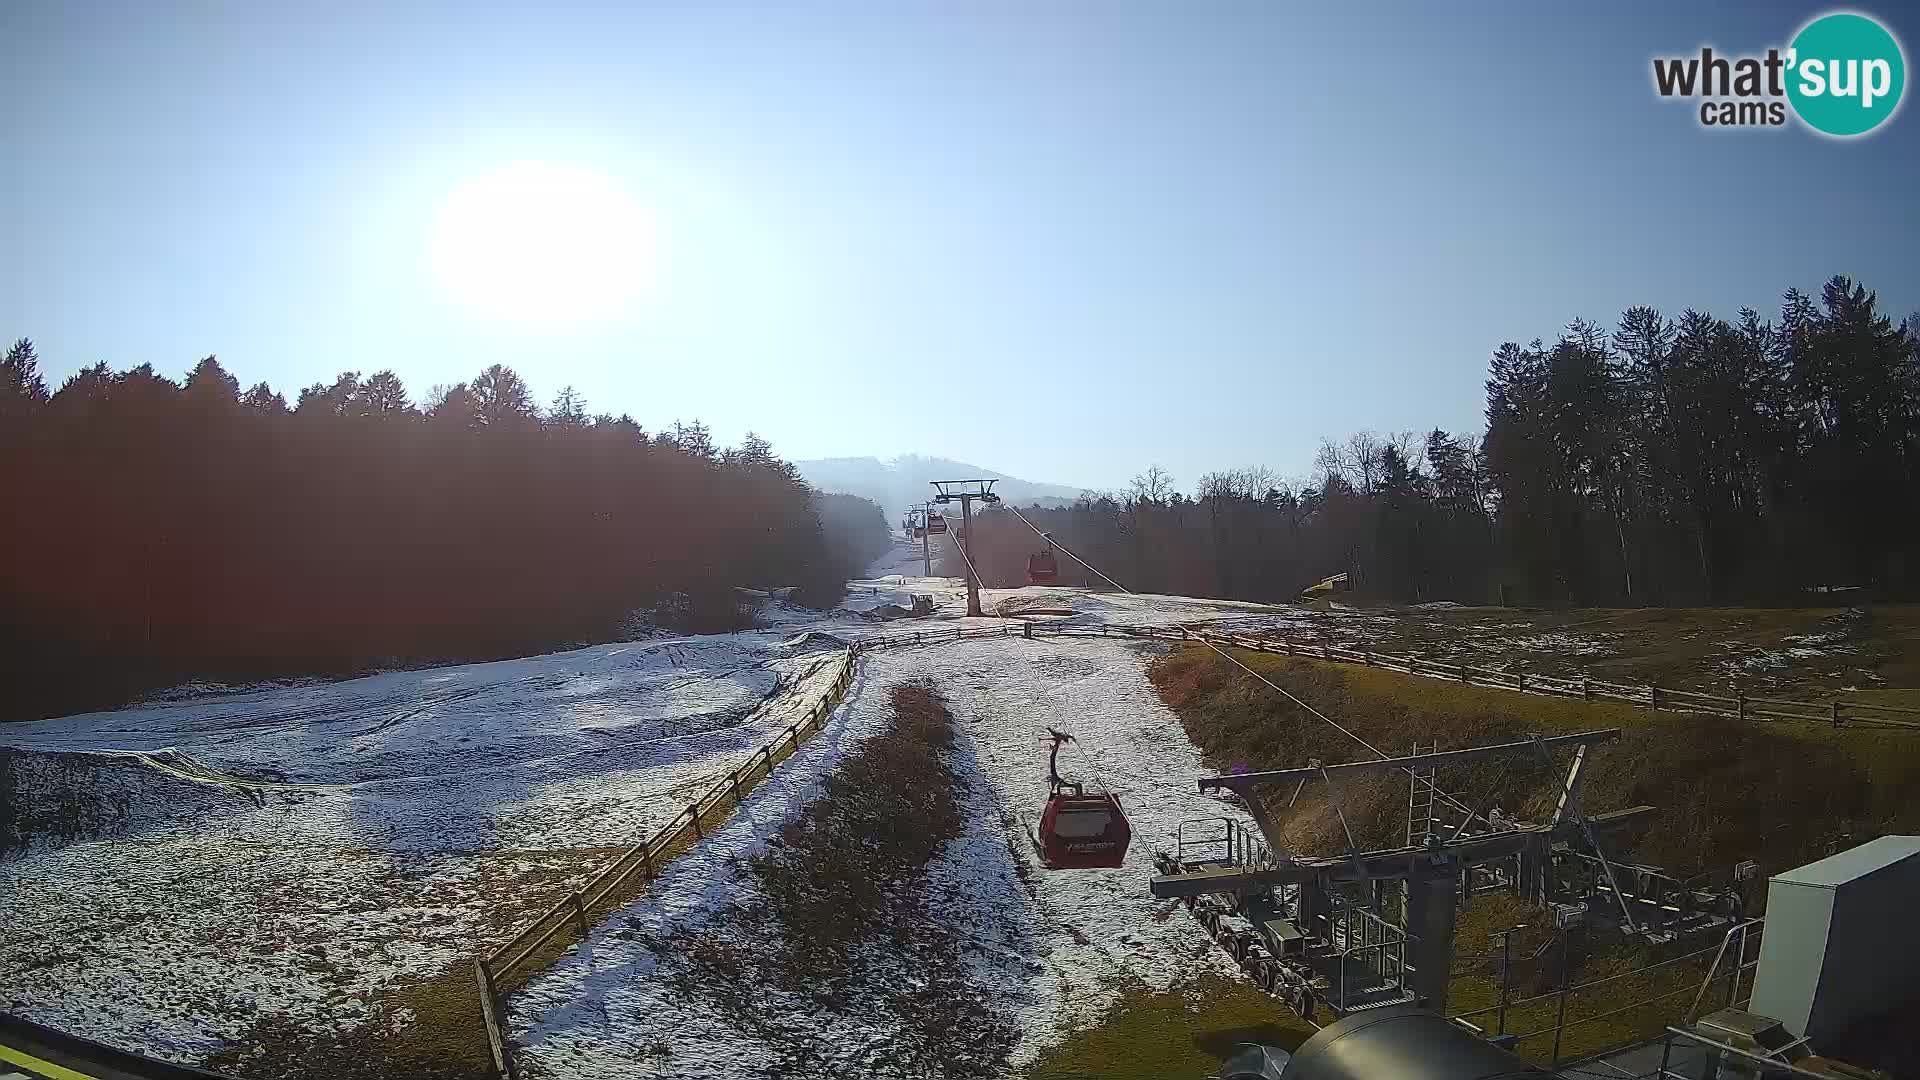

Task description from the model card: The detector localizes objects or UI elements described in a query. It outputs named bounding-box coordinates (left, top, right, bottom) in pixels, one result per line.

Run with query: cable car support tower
left=904, top=504, right=936, bottom=578
left=930, top=479, right=999, bottom=617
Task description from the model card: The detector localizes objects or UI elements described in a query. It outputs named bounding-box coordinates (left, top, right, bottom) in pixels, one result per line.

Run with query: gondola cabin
left=926, top=512, right=949, bottom=534
left=1027, top=547, right=1059, bottom=584
left=1036, top=791, right=1132, bottom=869
left=1032, top=729, right=1132, bottom=870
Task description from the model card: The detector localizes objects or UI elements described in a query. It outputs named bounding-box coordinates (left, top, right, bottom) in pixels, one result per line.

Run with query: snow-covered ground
left=508, top=636, right=1255, bottom=1079
left=0, top=634, right=850, bottom=1060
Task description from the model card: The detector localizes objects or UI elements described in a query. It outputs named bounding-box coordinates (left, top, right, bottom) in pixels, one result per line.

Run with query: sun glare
left=429, top=162, right=657, bottom=325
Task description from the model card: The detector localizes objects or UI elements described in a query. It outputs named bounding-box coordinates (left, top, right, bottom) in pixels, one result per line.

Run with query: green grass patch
left=1023, top=975, right=1314, bottom=1080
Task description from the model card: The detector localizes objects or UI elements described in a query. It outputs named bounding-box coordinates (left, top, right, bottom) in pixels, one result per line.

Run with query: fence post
left=474, top=959, right=512, bottom=1080
left=1363, top=651, right=1374, bottom=667
left=1459, top=663, right=1468, bottom=684
left=1736, top=691, right=1746, bottom=722
left=1516, top=672, right=1526, bottom=692
left=570, top=891, right=588, bottom=936
left=1024, top=622, right=1033, bottom=640
left=1284, top=640, right=1294, bottom=655
left=1649, top=685, right=1659, bottom=710
left=1581, top=677, right=1591, bottom=701
left=689, top=803, right=704, bottom=839
left=639, top=838, right=655, bottom=880
left=729, top=768, right=744, bottom=804
left=1832, top=701, right=1842, bottom=728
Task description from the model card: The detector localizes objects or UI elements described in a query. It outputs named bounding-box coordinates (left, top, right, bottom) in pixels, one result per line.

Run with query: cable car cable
left=995, top=500, right=1489, bottom=829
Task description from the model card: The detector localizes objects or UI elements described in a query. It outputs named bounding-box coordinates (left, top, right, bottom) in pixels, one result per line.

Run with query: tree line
left=948, top=276, right=1919, bottom=606
left=0, top=349, right=888, bottom=719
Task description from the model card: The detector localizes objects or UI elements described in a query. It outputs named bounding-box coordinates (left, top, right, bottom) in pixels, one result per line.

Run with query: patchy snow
left=5, top=536, right=1880, bottom=1072
left=0, top=633, right=849, bottom=1062
left=509, top=637, right=1253, bottom=1079
left=1494, top=632, right=1619, bottom=657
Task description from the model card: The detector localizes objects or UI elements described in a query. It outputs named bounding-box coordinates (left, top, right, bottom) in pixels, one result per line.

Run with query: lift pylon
left=930, top=480, right=1000, bottom=616
left=903, top=504, right=936, bottom=577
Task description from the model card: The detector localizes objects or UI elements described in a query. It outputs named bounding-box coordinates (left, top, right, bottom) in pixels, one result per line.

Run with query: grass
left=1337, top=604, right=1920, bottom=698
left=656, top=682, right=1021, bottom=1080
left=1022, top=976, right=1315, bottom=1080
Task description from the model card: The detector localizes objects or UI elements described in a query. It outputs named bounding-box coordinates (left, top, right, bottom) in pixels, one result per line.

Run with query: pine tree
left=1, top=338, right=50, bottom=420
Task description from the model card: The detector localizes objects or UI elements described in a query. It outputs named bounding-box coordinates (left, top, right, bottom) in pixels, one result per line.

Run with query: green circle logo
left=1788, top=12, right=1906, bottom=136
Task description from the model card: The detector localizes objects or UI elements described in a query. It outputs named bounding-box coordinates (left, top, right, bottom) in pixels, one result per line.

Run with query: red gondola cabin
left=1032, top=729, right=1132, bottom=870
left=1036, top=791, right=1132, bottom=869
left=1027, top=549, right=1058, bottom=584
left=926, top=512, right=949, bottom=534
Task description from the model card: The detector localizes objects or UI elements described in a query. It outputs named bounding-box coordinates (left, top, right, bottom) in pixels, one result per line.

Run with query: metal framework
left=929, top=480, right=1000, bottom=616
left=902, top=504, right=936, bottom=577
left=1153, top=727, right=1665, bottom=1018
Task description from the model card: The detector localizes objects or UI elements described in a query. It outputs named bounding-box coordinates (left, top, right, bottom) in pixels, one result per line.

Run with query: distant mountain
left=795, top=455, right=1091, bottom=520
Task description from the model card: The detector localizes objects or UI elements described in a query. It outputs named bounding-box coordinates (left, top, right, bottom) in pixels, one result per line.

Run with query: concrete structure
left=1749, top=835, right=1920, bottom=1043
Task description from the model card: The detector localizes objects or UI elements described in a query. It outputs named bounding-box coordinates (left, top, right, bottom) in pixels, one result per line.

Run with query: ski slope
left=0, top=634, right=851, bottom=1060
left=509, top=636, right=1257, bottom=1079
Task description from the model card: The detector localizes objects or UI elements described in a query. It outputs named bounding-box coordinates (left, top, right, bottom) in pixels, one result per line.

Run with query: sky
left=4, top=1, right=1916, bottom=493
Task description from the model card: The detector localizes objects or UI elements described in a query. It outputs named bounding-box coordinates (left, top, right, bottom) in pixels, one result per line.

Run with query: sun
left=429, top=162, right=657, bottom=325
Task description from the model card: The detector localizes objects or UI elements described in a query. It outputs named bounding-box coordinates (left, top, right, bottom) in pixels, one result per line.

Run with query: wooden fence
left=470, top=614, right=1916, bottom=1075
left=472, top=648, right=858, bottom=1077
left=862, top=619, right=1918, bottom=730
left=1166, top=629, right=1920, bottom=731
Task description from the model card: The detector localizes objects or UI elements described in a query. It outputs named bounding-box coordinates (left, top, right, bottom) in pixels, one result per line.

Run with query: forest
left=3, top=275, right=1913, bottom=719
left=951, top=277, right=1919, bottom=607
left=0, top=351, right=887, bottom=719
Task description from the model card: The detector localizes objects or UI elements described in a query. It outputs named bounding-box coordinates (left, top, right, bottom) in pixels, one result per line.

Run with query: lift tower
left=930, top=480, right=999, bottom=617
left=904, top=504, right=935, bottom=578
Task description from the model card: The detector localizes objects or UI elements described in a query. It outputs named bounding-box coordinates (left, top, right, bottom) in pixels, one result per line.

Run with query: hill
left=793, top=454, right=1089, bottom=519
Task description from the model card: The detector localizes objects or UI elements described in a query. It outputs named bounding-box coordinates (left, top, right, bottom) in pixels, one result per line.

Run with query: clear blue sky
left=4, top=1, right=1915, bottom=492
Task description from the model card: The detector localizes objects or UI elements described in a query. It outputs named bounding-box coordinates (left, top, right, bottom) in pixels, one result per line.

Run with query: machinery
left=1300, top=572, right=1350, bottom=602
left=1148, top=730, right=1722, bottom=1021
left=1690, top=1009, right=1888, bottom=1080
left=1220, top=1005, right=1550, bottom=1080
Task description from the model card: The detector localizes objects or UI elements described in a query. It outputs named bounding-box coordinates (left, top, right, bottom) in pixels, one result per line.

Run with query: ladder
left=1406, top=741, right=1438, bottom=847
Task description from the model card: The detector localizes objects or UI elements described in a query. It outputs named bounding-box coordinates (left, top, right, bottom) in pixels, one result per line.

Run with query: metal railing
left=1583, top=1024, right=1846, bottom=1080
left=1449, top=921, right=1764, bottom=1067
